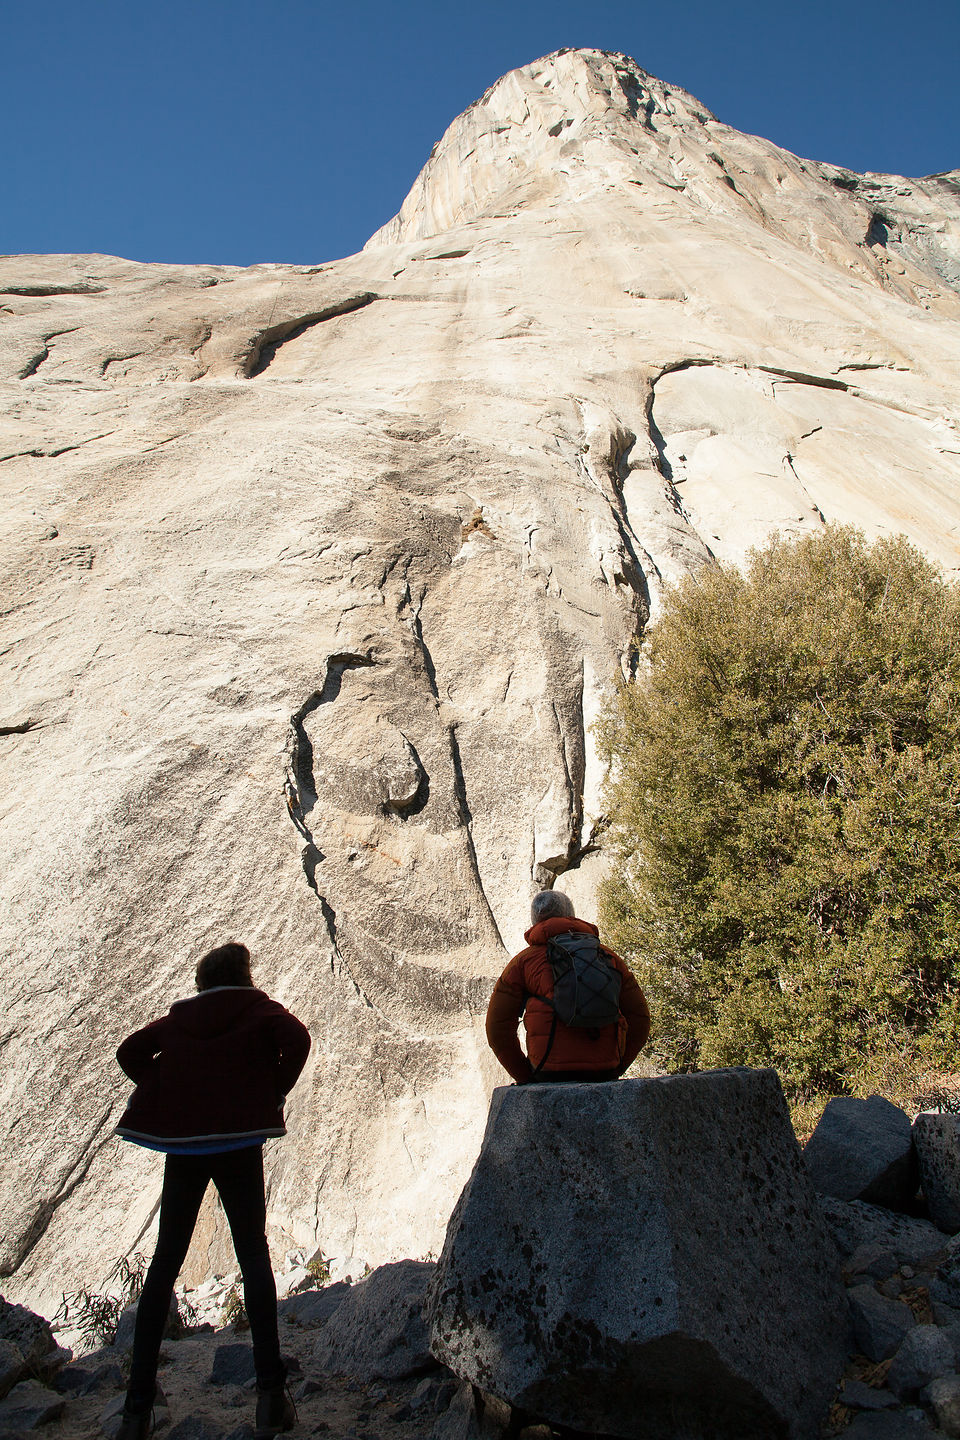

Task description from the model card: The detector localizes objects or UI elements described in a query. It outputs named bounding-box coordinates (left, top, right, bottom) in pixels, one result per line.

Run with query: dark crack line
left=17, top=328, right=80, bottom=379
left=399, top=581, right=440, bottom=701
left=761, top=365, right=849, bottom=393
left=246, top=293, right=378, bottom=377
left=284, top=651, right=376, bottom=836
left=585, top=426, right=654, bottom=622
left=448, top=723, right=505, bottom=948
left=784, top=452, right=827, bottom=524
left=645, top=369, right=715, bottom=561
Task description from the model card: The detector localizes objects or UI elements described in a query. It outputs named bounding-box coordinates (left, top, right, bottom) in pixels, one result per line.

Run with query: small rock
left=838, top=1379, right=899, bottom=1410
left=223, top=1428, right=254, bottom=1440
left=805, top=1096, right=917, bottom=1209
left=278, top=1283, right=350, bottom=1328
left=430, top=1380, right=509, bottom=1440
left=932, top=1256, right=960, bottom=1313
left=409, top=1377, right=439, bottom=1411
left=887, top=1324, right=956, bottom=1398
left=278, top=1268, right=311, bottom=1299
left=0, top=1380, right=64, bottom=1430
left=848, top=1244, right=903, bottom=1282
left=209, top=1344, right=256, bottom=1387
left=53, top=1360, right=124, bottom=1395
left=926, top=1373, right=960, bottom=1436
left=294, top=1378, right=324, bottom=1400
left=113, top=1294, right=179, bottom=1354
left=848, top=1284, right=917, bottom=1361
left=819, top=1197, right=946, bottom=1267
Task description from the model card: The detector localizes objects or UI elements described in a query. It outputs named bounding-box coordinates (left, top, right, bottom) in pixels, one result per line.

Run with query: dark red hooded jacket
left=115, top=986, right=311, bottom=1146
left=485, top=916, right=651, bottom=1084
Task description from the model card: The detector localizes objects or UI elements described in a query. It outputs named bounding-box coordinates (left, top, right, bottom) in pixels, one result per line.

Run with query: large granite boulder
left=804, top=1097, right=917, bottom=1209
left=430, top=1069, right=849, bottom=1440
left=913, top=1116, right=960, bottom=1234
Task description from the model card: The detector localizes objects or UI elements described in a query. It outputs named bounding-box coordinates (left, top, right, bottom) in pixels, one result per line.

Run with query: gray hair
left=530, top=889, right=576, bottom=924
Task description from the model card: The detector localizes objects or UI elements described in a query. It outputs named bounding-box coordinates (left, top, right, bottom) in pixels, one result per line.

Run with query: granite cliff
left=2, top=47, right=959, bottom=1313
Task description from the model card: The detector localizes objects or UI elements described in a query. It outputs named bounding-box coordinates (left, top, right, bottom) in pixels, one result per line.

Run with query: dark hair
left=195, top=942, right=253, bottom=992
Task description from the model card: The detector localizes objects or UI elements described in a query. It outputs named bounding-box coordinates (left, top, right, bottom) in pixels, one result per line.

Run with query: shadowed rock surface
left=804, top=1096, right=918, bottom=1209
left=429, top=1069, right=849, bottom=1440
left=914, top=1117, right=960, bottom=1235
left=2, top=47, right=960, bottom=1311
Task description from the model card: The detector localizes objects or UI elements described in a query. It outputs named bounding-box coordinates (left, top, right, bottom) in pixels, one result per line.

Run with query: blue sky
left=2, top=0, right=958, bottom=268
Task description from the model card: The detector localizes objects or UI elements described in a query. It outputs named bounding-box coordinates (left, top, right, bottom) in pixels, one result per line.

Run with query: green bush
left=597, top=525, right=960, bottom=1103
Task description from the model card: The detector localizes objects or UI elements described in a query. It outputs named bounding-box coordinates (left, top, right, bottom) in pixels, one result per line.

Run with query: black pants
left=126, top=1146, right=283, bottom=1413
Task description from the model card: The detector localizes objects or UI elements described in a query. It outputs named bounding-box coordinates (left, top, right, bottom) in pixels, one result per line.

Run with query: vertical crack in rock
left=3, top=1103, right=116, bottom=1277
left=284, top=652, right=376, bottom=838
left=536, top=665, right=591, bottom=887
left=597, top=425, right=655, bottom=623
left=398, top=580, right=440, bottom=702
left=448, top=723, right=505, bottom=948
left=784, top=452, right=828, bottom=525
left=283, top=653, right=376, bottom=964
left=644, top=359, right=728, bottom=563
left=281, top=655, right=391, bottom=1017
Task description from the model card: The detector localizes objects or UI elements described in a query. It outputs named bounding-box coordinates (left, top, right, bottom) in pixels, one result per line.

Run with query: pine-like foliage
left=597, top=526, right=960, bottom=1101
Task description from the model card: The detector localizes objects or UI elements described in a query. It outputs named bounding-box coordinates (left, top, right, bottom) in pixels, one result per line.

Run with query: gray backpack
left=533, top=931, right=623, bottom=1072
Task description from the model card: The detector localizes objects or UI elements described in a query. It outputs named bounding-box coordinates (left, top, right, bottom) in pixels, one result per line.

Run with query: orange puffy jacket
left=485, top=916, right=651, bottom=1084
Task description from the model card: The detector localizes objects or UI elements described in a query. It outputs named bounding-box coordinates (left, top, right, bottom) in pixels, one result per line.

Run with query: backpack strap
left=531, top=1009, right=558, bottom=1075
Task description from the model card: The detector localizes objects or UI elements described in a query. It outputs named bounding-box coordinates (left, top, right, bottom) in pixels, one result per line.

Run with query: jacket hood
left=524, top=915, right=600, bottom=946
left=167, top=986, right=275, bottom=1039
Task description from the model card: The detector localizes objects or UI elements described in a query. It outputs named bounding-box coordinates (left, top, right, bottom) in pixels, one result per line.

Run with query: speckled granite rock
left=430, top=1069, right=848, bottom=1440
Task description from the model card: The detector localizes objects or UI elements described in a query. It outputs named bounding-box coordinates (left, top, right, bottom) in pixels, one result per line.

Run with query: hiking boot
left=115, top=1409, right=152, bottom=1440
left=254, top=1384, right=296, bottom=1439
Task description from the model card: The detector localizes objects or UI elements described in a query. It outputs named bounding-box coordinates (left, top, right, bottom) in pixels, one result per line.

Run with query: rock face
left=804, top=1096, right=918, bottom=1209
left=2, top=47, right=960, bottom=1310
left=429, top=1070, right=849, bottom=1440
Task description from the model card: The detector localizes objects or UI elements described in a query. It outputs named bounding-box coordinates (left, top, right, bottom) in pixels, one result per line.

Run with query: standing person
left=486, top=890, right=650, bottom=1083
left=114, top=942, right=311, bottom=1440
